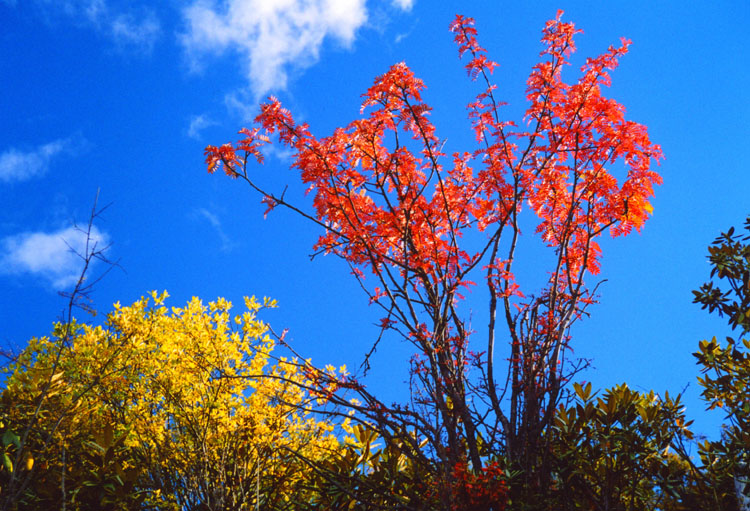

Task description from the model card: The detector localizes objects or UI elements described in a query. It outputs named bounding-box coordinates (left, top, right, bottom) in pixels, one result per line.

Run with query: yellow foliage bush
left=1, top=292, right=341, bottom=510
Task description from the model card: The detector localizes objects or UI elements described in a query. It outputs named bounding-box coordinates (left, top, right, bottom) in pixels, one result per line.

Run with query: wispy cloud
left=187, top=114, right=218, bottom=140
left=0, top=226, right=110, bottom=290
left=109, top=11, right=160, bottom=51
left=14, top=0, right=161, bottom=53
left=181, top=0, right=368, bottom=101
left=392, top=0, right=414, bottom=11
left=0, top=138, right=80, bottom=183
left=196, top=208, right=234, bottom=252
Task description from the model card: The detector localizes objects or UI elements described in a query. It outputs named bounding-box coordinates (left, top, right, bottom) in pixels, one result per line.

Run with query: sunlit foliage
left=206, top=11, right=662, bottom=508
left=0, top=293, right=340, bottom=510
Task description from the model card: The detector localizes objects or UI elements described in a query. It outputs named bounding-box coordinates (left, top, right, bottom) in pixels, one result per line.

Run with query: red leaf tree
left=206, top=11, right=662, bottom=507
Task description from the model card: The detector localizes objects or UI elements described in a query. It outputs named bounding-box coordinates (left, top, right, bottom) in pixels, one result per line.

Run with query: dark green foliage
left=547, top=383, right=694, bottom=511
left=692, top=215, right=750, bottom=511
left=693, top=216, right=750, bottom=334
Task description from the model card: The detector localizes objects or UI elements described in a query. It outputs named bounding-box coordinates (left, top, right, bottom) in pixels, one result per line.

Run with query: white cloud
left=223, top=90, right=258, bottom=122
left=187, top=114, right=218, bottom=139
left=82, top=0, right=106, bottom=23
left=15, top=0, right=161, bottom=52
left=391, top=0, right=414, bottom=11
left=196, top=208, right=234, bottom=252
left=109, top=11, right=160, bottom=51
left=0, top=226, right=110, bottom=290
left=181, top=0, right=368, bottom=100
left=0, top=138, right=76, bottom=183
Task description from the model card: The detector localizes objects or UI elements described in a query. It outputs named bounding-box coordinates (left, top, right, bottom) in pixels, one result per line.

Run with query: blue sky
left=1, top=0, right=748, bottom=440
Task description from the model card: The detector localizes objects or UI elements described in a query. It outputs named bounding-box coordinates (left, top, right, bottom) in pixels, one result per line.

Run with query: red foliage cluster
left=206, top=10, right=663, bottom=507
left=206, top=11, right=661, bottom=314
left=449, top=460, right=508, bottom=511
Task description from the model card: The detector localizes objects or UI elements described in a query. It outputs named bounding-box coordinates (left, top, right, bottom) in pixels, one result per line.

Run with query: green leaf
left=574, top=381, right=591, bottom=401
left=2, top=453, right=13, bottom=473
left=2, top=430, right=20, bottom=449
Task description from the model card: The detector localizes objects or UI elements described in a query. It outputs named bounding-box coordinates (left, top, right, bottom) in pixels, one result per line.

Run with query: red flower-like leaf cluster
left=205, top=13, right=663, bottom=493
